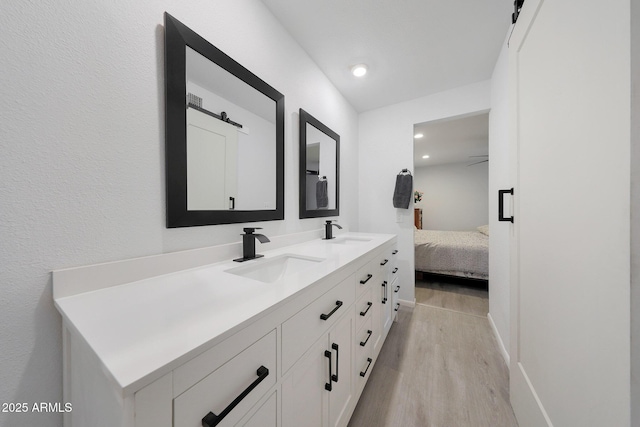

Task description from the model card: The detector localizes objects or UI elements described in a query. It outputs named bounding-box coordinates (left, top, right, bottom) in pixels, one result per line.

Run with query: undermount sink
left=328, top=236, right=372, bottom=245
left=225, top=254, right=325, bottom=283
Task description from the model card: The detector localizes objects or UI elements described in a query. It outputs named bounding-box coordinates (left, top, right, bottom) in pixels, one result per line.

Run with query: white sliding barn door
left=186, top=108, right=238, bottom=211
left=509, top=1, right=630, bottom=426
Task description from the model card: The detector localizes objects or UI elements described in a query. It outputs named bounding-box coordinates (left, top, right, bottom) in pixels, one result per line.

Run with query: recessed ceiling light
left=422, top=155, right=430, bottom=159
left=414, top=133, right=424, bottom=139
left=351, top=64, right=368, bottom=77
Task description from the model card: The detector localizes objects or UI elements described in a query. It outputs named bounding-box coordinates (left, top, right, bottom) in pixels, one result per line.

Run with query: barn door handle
left=498, top=188, right=514, bottom=223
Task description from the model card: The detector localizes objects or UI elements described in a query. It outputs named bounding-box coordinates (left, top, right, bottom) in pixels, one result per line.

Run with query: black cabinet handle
left=499, top=188, right=514, bottom=223
left=381, top=281, right=387, bottom=304
left=360, top=301, right=372, bottom=317
left=380, top=259, right=389, bottom=266
left=360, top=274, right=373, bottom=284
left=360, top=329, right=372, bottom=347
left=202, top=365, right=269, bottom=427
left=392, top=267, right=398, bottom=274
left=394, top=285, right=400, bottom=293
left=392, top=249, right=398, bottom=255
left=360, top=358, right=373, bottom=377
left=395, top=303, right=400, bottom=312
left=331, top=343, right=339, bottom=383
left=320, top=300, right=343, bottom=320
left=229, top=196, right=235, bottom=210
left=324, top=350, right=332, bottom=391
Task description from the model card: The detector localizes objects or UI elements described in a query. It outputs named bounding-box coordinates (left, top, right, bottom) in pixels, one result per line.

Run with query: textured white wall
left=414, top=161, right=489, bottom=231
left=358, top=81, right=491, bottom=304
left=488, top=33, right=511, bottom=362
left=0, top=1, right=358, bottom=425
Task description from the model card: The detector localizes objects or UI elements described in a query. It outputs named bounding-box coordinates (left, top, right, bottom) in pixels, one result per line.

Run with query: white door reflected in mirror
left=187, top=108, right=237, bottom=210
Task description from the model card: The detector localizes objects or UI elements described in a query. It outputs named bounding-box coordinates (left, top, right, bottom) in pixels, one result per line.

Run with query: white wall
left=488, top=32, right=511, bottom=363
left=414, top=162, right=488, bottom=231
left=0, top=1, right=358, bottom=425
left=358, top=81, right=491, bottom=304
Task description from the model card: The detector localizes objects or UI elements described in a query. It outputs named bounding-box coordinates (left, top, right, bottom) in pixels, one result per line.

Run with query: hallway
left=348, top=278, right=517, bottom=427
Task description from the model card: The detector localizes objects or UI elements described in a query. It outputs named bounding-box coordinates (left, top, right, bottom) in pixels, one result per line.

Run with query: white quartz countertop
left=54, top=232, right=395, bottom=395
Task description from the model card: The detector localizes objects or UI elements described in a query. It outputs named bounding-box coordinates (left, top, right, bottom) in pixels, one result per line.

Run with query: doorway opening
left=412, top=111, right=490, bottom=313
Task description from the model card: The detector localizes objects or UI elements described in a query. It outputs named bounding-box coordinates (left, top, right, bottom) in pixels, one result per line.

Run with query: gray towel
left=316, top=180, right=328, bottom=208
left=392, top=172, right=412, bottom=209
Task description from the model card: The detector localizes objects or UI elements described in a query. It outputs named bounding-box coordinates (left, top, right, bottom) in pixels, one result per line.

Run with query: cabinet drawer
left=174, top=330, right=276, bottom=427
left=356, top=316, right=373, bottom=363
left=379, top=246, right=396, bottom=284
left=238, top=391, right=277, bottom=427
left=356, top=259, right=378, bottom=297
left=355, top=287, right=373, bottom=332
left=391, top=276, right=400, bottom=321
left=282, top=275, right=355, bottom=373
left=356, top=317, right=374, bottom=389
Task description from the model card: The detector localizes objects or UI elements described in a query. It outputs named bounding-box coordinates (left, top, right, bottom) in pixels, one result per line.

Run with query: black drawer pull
left=360, top=329, right=372, bottom=347
left=395, top=303, right=400, bottom=312
left=392, top=249, right=398, bottom=255
left=394, top=285, right=400, bottom=293
left=381, top=281, right=387, bottom=304
left=360, top=301, right=372, bottom=316
left=331, top=343, right=339, bottom=383
left=392, top=267, right=398, bottom=274
left=360, top=358, right=373, bottom=377
left=380, top=259, right=389, bottom=266
left=360, top=274, right=373, bottom=284
left=202, top=365, right=269, bottom=427
left=324, top=350, right=333, bottom=391
left=320, top=300, right=343, bottom=320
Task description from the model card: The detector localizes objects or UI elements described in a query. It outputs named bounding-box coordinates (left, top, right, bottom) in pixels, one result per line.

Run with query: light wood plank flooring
left=348, top=278, right=518, bottom=427
left=415, top=275, right=489, bottom=316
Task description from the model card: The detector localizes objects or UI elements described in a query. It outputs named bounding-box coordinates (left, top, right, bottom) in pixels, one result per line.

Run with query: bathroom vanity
left=53, top=231, right=399, bottom=427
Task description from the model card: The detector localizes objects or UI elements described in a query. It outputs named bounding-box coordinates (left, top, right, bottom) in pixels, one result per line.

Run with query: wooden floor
left=348, top=277, right=518, bottom=427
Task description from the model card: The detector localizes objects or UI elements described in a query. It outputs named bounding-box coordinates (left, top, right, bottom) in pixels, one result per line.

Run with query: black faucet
left=324, top=220, right=343, bottom=240
left=233, top=227, right=270, bottom=262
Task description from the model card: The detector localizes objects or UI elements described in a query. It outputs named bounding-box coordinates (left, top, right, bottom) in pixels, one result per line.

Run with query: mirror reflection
left=299, top=109, right=340, bottom=218
left=165, top=13, right=284, bottom=227
left=186, top=47, right=276, bottom=211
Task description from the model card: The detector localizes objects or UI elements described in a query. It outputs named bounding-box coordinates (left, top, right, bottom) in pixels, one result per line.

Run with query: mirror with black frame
left=164, top=13, right=284, bottom=227
left=299, top=109, right=340, bottom=219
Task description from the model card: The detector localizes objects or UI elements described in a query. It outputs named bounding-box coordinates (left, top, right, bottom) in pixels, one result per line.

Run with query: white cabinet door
left=509, top=0, right=630, bottom=425
left=282, top=336, right=328, bottom=427
left=328, top=311, right=353, bottom=427
left=282, top=310, right=354, bottom=427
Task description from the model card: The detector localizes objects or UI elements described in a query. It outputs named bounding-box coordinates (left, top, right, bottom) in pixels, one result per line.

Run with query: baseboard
left=487, top=313, right=510, bottom=366
left=398, top=298, right=415, bottom=308
left=511, top=362, right=553, bottom=427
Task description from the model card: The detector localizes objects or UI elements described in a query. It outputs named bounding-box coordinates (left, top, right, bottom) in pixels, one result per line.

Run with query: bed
left=414, top=226, right=489, bottom=281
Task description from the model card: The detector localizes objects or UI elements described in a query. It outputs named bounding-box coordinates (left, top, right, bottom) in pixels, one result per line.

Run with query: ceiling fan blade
left=467, top=159, right=489, bottom=166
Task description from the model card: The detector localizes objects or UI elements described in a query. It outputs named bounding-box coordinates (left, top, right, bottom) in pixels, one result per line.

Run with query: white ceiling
left=413, top=112, right=489, bottom=167
left=261, top=0, right=512, bottom=113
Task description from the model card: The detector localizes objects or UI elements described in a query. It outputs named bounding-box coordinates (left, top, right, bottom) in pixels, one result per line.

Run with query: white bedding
left=414, top=229, right=489, bottom=280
